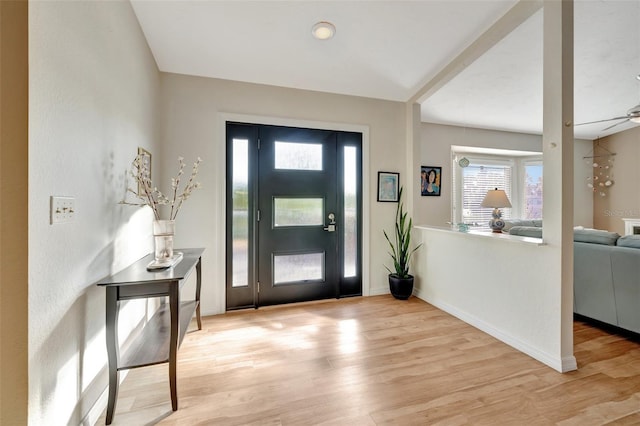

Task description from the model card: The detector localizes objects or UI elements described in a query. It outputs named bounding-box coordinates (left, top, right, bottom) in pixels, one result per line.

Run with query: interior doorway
left=225, top=122, right=363, bottom=309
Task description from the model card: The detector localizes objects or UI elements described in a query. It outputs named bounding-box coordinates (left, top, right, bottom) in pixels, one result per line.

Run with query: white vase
left=152, top=220, right=175, bottom=261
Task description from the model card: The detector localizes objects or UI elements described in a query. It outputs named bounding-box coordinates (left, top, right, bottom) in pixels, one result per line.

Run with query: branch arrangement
left=120, top=154, right=202, bottom=220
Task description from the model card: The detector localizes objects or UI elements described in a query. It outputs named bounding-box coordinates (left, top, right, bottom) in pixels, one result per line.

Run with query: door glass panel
left=274, top=141, right=323, bottom=170
left=273, top=252, right=325, bottom=285
left=343, top=146, right=357, bottom=277
left=232, top=138, right=249, bottom=287
left=274, top=198, right=323, bottom=227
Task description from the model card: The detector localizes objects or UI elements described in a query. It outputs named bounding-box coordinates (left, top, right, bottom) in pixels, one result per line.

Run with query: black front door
left=257, top=126, right=338, bottom=305
left=226, top=122, right=362, bottom=309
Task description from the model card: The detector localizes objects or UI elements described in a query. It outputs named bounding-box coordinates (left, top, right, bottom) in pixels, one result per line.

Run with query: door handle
left=324, top=213, right=336, bottom=232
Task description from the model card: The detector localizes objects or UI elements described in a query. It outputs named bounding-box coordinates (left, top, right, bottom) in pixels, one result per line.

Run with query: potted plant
left=384, top=187, right=422, bottom=299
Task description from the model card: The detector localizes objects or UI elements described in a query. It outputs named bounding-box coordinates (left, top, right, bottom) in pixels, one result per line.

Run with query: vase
left=388, top=274, right=414, bottom=300
left=152, top=220, right=175, bottom=261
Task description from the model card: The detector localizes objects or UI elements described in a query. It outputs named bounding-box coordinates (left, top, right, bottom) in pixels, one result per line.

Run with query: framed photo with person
left=420, top=166, right=441, bottom=196
left=377, top=171, right=399, bottom=202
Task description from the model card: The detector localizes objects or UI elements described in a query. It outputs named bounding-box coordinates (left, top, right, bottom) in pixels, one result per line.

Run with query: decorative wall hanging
left=584, top=143, right=615, bottom=197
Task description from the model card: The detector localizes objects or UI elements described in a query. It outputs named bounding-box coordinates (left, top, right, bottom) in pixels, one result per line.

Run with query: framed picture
left=420, top=166, right=441, bottom=196
left=377, top=171, right=399, bottom=202
left=137, top=147, right=152, bottom=195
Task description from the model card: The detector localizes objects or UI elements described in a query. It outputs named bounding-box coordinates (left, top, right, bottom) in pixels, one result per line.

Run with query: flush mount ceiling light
left=312, top=21, right=336, bottom=40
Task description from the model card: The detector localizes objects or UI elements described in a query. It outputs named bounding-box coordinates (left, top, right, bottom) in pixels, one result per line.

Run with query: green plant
left=384, top=187, right=422, bottom=278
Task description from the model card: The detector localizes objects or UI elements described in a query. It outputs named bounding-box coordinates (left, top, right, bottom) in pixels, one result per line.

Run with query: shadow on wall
left=33, top=284, right=107, bottom=424
left=32, top=151, right=157, bottom=424
left=33, top=245, right=157, bottom=425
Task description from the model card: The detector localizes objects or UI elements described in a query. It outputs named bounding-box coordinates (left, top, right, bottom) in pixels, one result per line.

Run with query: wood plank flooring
left=99, top=295, right=640, bottom=425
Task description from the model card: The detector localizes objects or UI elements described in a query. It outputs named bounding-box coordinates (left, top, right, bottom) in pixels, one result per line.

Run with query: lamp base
left=489, top=208, right=505, bottom=233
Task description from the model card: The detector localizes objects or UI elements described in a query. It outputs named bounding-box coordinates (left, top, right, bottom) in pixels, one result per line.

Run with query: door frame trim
left=216, top=112, right=371, bottom=313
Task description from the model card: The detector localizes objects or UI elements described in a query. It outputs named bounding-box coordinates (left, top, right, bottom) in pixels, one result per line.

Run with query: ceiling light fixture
left=312, top=21, right=336, bottom=40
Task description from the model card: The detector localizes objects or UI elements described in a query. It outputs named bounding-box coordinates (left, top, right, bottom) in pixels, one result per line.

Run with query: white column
left=542, top=0, right=576, bottom=371
left=406, top=102, right=421, bottom=214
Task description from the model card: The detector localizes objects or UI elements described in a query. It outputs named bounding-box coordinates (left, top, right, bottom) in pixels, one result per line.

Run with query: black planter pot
left=388, top=274, right=414, bottom=300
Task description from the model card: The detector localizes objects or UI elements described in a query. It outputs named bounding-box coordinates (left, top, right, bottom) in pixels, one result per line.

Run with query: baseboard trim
left=561, top=355, right=578, bottom=372
left=81, top=370, right=130, bottom=426
left=414, top=287, right=575, bottom=373
left=368, top=285, right=390, bottom=296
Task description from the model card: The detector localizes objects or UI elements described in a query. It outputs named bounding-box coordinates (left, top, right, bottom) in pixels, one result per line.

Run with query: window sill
left=414, top=225, right=545, bottom=246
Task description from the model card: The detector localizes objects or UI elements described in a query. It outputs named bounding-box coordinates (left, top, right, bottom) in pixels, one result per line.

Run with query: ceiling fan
left=575, top=75, right=640, bottom=132
left=576, top=104, right=640, bottom=132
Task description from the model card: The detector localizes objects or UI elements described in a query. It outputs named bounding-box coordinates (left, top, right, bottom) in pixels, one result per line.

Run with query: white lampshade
left=481, top=188, right=512, bottom=208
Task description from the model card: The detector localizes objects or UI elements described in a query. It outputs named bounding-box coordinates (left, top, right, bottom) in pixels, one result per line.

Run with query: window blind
left=462, top=164, right=512, bottom=228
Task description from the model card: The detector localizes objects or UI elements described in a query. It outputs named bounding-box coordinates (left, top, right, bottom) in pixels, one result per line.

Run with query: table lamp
left=481, top=188, right=512, bottom=233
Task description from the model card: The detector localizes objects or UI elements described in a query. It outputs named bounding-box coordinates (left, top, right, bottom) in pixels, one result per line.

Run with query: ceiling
left=131, top=0, right=640, bottom=141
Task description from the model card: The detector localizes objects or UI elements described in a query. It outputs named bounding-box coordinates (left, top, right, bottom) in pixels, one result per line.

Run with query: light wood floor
left=100, top=295, right=640, bottom=425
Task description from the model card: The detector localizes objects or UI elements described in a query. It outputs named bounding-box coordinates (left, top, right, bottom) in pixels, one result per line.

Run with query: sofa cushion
left=616, top=235, right=640, bottom=249
left=508, top=226, right=542, bottom=238
left=573, top=229, right=620, bottom=246
left=503, top=219, right=543, bottom=232
left=574, top=242, right=619, bottom=325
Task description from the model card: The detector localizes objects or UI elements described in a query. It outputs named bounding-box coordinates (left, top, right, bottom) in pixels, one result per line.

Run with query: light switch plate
left=51, top=196, right=75, bottom=224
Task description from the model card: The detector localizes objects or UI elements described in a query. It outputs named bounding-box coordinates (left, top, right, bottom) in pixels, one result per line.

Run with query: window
left=273, top=197, right=324, bottom=227
left=274, top=141, right=323, bottom=170
left=231, top=138, right=249, bottom=287
left=523, top=161, right=543, bottom=219
left=452, top=149, right=542, bottom=230
left=343, top=146, right=357, bottom=278
left=459, top=161, right=513, bottom=227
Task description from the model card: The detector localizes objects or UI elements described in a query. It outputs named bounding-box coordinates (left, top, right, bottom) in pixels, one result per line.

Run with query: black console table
left=97, top=248, right=204, bottom=424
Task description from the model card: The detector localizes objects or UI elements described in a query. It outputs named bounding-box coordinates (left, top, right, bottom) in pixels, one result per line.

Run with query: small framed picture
left=137, top=147, right=152, bottom=195
left=420, top=166, right=441, bottom=196
left=377, top=171, right=399, bottom=202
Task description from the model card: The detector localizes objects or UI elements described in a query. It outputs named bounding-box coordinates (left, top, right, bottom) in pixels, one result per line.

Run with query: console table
left=97, top=247, right=204, bottom=424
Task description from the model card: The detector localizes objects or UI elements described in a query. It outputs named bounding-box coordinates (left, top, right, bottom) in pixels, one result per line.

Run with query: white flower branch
left=120, top=154, right=202, bottom=220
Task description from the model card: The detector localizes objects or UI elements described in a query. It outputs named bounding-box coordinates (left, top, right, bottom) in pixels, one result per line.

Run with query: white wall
left=29, top=2, right=160, bottom=424
left=413, top=228, right=575, bottom=372
left=574, top=137, right=595, bottom=228
left=414, top=123, right=593, bottom=227
left=593, top=126, right=640, bottom=234
left=158, top=73, right=407, bottom=314
left=411, top=123, right=592, bottom=373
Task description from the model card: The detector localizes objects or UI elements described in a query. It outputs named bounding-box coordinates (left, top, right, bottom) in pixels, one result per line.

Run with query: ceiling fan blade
left=601, top=118, right=630, bottom=132
left=575, top=116, right=628, bottom=126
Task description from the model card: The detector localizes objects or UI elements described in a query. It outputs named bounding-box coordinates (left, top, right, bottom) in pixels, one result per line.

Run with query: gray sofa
left=574, top=231, right=640, bottom=334
left=505, top=222, right=640, bottom=334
